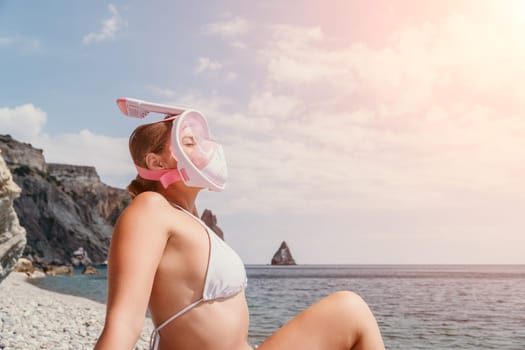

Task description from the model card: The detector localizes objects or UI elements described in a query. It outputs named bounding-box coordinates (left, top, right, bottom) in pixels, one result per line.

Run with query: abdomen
left=156, top=291, right=250, bottom=350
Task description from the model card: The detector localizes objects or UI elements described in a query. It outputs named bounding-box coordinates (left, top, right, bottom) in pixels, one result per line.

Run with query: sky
left=1, top=0, right=524, bottom=264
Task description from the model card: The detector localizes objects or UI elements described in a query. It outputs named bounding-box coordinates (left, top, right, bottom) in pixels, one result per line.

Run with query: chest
left=162, top=217, right=211, bottom=285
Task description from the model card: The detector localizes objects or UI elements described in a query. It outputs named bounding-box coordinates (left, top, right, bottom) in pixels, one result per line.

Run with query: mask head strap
left=135, top=165, right=182, bottom=189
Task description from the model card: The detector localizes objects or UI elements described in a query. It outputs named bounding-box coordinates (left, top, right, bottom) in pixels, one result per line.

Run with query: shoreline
left=0, top=272, right=153, bottom=349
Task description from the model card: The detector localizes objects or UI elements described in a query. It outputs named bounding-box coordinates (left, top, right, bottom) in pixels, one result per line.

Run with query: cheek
left=162, top=151, right=178, bottom=168
left=182, top=145, right=194, bottom=155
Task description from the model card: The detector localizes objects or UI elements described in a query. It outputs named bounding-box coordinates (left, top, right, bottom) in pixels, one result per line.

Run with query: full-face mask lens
left=171, top=111, right=228, bottom=191
left=180, top=124, right=213, bottom=169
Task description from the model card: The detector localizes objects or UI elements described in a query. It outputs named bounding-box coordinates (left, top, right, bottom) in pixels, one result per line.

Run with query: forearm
left=94, top=320, right=143, bottom=350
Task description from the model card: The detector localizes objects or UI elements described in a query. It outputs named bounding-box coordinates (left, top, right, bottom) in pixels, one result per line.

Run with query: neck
left=157, top=182, right=201, bottom=217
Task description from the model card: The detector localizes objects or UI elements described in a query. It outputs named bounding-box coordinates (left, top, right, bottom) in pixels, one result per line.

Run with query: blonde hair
left=127, top=119, right=174, bottom=198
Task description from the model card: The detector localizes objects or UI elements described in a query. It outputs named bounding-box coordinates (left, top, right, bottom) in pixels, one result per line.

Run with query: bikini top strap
left=170, top=203, right=210, bottom=232
left=149, top=298, right=204, bottom=350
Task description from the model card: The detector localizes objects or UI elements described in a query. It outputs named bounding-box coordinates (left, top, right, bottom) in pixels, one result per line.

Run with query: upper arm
left=103, top=192, right=171, bottom=338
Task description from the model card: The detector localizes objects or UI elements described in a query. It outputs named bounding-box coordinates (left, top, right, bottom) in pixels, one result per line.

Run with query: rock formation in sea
left=0, top=151, right=27, bottom=283
left=71, top=247, right=93, bottom=267
left=271, top=241, right=297, bottom=265
left=201, top=209, right=224, bottom=240
left=0, top=135, right=131, bottom=265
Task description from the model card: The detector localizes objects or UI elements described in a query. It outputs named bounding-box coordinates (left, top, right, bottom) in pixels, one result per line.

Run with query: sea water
left=30, top=265, right=525, bottom=349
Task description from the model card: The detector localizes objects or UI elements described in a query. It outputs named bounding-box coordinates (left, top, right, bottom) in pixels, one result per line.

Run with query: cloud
left=225, top=72, right=238, bottom=81
left=146, top=86, right=177, bottom=99
left=199, top=8, right=525, bottom=215
left=82, top=4, right=126, bottom=45
left=0, top=103, right=131, bottom=187
left=261, top=26, right=355, bottom=87
left=37, top=130, right=132, bottom=179
left=230, top=41, right=247, bottom=49
left=11, top=5, right=522, bottom=217
left=248, top=91, right=300, bottom=119
left=0, top=104, right=47, bottom=140
left=195, top=57, right=223, bottom=73
left=0, top=37, right=14, bottom=46
left=22, top=38, right=42, bottom=52
left=204, top=16, right=251, bottom=36
left=147, top=88, right=232, bottom=111
left=0, top=36, right=42, bottom=53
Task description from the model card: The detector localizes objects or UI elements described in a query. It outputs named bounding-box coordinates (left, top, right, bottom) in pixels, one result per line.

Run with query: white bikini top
left=149, top=204, right=247, bottom=350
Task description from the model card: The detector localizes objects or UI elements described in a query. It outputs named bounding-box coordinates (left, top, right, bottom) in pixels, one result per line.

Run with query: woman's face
left=179, top=126, right=213, bottom=170
left=180, top=129, right=197, bottom=157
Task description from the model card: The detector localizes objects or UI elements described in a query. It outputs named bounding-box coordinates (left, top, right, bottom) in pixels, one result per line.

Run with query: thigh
left=257, top=291, right=366, bottom=350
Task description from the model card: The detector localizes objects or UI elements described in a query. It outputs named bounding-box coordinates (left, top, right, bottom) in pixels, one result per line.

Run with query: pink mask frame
left=117, top=97, right=227, bottom=192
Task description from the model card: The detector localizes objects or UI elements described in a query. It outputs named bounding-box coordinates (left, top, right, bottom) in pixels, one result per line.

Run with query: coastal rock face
left=0, top=135, right=46, bottom=172
left=48, top=163, right=100, bottom=186
left=0, top=151, right=27, bottom=283
left=0, top=135, right=131, bottom=265
left=271, top=241, right=297, bottom=265
left=201, top=209, right=224, bottom=240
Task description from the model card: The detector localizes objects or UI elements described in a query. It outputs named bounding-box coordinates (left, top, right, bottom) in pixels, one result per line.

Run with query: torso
left=145, top=193, right=251, bottom=350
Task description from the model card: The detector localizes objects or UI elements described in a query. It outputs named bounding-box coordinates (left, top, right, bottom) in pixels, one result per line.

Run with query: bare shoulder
left=111, top=192, right=168, bottom=241
left=116, top=191, right=188, bottom=239
left=117, top=191, right=170, bottom=223
left=128, top=191, right=171, bottom=211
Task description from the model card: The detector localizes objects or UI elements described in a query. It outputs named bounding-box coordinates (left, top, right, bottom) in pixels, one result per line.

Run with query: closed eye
left=182, top=136, right=195, bottom=146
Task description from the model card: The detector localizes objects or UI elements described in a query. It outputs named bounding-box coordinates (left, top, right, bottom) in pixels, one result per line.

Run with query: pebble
left=0, top=273, right=154, bottom=350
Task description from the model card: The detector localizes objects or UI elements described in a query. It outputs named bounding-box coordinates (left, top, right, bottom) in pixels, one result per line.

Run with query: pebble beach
left=0, top=272, right=154, bottom=350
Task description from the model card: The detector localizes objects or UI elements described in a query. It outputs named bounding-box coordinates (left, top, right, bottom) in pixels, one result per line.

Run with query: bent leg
left=257, top=291, right=384, bottom=350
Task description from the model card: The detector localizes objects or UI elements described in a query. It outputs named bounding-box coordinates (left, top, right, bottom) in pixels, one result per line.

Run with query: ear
left=145, top=152, right=165, bottom=170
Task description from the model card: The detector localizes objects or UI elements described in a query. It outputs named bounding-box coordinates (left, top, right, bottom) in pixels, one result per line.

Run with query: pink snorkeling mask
left=117, top=97, right=228, bottom=192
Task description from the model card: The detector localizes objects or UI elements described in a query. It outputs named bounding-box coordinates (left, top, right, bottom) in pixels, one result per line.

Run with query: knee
left=327, top=291, right=372, bottom=324
left=329, top=290, right=366, bottom=308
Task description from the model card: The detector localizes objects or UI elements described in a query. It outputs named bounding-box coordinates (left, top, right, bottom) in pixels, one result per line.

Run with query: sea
left=30, top=265, right=525, bottom=349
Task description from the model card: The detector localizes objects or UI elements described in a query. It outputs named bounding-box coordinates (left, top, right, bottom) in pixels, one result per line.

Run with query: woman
left=95, top=99, right=385, bottom=350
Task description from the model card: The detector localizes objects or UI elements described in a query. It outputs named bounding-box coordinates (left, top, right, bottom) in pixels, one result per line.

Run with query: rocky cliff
left=0, top=135, right=131, bottom=265
left=271, top=241, right=297, bottom=265
left=0, top=151, right=27, bottom=283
